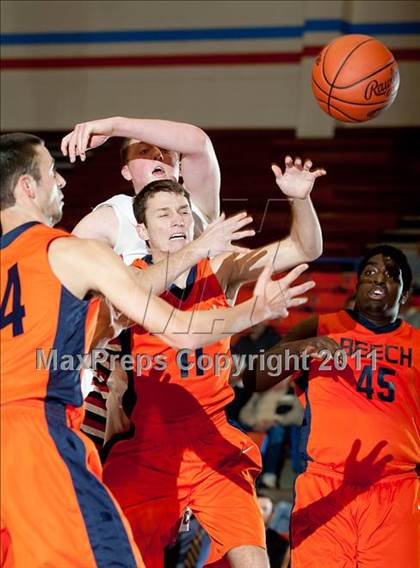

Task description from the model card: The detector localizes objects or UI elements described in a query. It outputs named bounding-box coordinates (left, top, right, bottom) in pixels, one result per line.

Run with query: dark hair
left=133, top=179, right=191, bottom=225
left=357, top=245, right=412, bottom=292
left=0, top=132, right=43, bottom=210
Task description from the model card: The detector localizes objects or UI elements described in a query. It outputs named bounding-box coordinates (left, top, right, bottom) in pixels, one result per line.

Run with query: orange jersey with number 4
left=295, top=310, right=420, bottom=478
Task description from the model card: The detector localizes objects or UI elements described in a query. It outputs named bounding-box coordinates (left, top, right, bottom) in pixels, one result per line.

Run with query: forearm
left=287, top=197, right=322, bottom=264
left=142, top=295, right=265, bottom=350
left=112, top=116, right=208, bottom=154
left=253, top=340, right=307, bottom=391
left=134, top=240, right=209, bottom=296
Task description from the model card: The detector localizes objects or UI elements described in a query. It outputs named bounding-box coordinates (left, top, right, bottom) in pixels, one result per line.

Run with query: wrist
left=189, top=235, right=209, bottom=263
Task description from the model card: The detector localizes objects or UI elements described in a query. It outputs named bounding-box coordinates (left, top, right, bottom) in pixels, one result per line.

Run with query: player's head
left=133, top=179, right=193, bottom=254
left=257, top=495, right=273, bottom=526
left=0, top=133, right=66, bottom=227
left=120, top=138, right=181, bottom=195
left=354, top=245, right=412, bottom=321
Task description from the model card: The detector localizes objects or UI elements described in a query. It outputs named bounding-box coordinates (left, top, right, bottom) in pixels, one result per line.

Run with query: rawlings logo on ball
left=364, top=76, right=394, bottom=101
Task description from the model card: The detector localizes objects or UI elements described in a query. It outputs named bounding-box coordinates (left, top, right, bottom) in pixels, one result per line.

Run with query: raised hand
left=252, top=263, right=315, bottom=322
left=195, top=211, right=255, bottom=257
left=271, top=155, right=326, bottom=200
left=61, top=117, right=118, bottom=163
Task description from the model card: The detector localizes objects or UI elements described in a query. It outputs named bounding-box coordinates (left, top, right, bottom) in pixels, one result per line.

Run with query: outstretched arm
left=245, top=315, right=340, bottom=392
left=48, top=237, right=314, bottom=350
left=212, top=156, right=324, bottom=292
left=61, top=116, right=220, bottom=221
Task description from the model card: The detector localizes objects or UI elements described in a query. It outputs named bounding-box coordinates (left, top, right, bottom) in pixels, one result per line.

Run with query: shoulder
left=49, top=236, right=114, bottom=263
left=72, top=205, right=119, bottom=244
left=93, top=194, right=134, bottom=214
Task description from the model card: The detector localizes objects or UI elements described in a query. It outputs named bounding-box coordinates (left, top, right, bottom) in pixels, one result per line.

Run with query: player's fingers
left=294, top=157, right=302, bottom=170
left=271, top=163, right=282, bottom=178
left=230, top=229, right=256, bottom=241
left=258, top=263, right=273, bottom=286
left=284, top=156, right=293, bottom=169
left=280, top=263, right=309, bottom=287
left=60, top=133, right=72, bottom=156
left=80, top=126, right=92, bottom=160
left=286, top=296, right=309, bottom=307
left=286, top=280, right=315, bottom=298
left=224, top=211, right=249, bottom=225
left=229, top=245, right=251, bottom=254
left=68, top=133, right=77, bottom=163
left=313, top=168, right=327, bottom=178
left=303, top=159, right=312, bottom=171
left=76, top=126, right=87, bottom=161
left=230, top=216, right=253, bottom=231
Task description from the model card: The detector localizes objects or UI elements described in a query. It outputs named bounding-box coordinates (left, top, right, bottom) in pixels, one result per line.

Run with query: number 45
left=356, top=365, right=396, bottom=403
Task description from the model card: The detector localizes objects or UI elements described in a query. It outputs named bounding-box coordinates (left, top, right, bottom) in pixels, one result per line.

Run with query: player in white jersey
left=61, top=116, right=220, bottom=262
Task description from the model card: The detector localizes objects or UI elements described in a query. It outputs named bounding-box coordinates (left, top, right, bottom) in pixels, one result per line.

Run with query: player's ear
left=136, top=223, right=149, bottom=241
left=400, top=290, right=410, bottom=305
left=19, top=174, right=36, bottom=199
left=121, top=164, right=132, bottom=181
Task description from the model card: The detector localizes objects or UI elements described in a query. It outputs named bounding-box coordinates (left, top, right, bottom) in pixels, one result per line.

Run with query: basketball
left=311, top=34, right=400, bottom=123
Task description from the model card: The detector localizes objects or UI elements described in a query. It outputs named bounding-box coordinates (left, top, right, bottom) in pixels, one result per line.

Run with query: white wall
left=1, top=0, right=419, bottom=135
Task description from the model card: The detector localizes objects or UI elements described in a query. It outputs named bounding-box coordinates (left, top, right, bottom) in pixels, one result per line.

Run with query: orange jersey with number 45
left=295, top=310, right=420, bottom=479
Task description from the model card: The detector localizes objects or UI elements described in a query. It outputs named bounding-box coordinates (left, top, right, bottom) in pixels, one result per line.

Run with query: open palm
left=272, top=156, right=326, bottom=199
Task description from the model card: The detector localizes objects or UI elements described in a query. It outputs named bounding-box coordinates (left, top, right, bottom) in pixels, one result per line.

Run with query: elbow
left=190, top=126, right=213, bottom=154
left=299, top=240, right=323, bottom=263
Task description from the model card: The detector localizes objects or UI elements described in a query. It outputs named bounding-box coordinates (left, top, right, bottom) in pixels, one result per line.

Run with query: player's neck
left=150, top=248, right=191, bottom=288
left=354, top=307, right=398, bottom=328
left=1, top=207, right=47, bottom=235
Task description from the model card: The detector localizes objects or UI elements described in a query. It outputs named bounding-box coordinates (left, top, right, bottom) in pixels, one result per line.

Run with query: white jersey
left=93, top=194, right=208, bottom=265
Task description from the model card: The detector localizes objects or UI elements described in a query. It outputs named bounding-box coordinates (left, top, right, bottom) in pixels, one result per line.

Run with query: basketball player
left=0, top=133, right=311, bottom=567
left=103, top=153, right=324, bottom=568
left=62, top=116, right=220, bottom=262
left=252, top=245, right=419, bottom=568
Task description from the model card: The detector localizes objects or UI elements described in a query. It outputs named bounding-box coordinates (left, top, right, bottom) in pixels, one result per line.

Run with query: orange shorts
left=291, top=463, right=419, bottom=568
left=1, top=402, right=144, bottom=568
left=104, top=413, right=265, bottom=567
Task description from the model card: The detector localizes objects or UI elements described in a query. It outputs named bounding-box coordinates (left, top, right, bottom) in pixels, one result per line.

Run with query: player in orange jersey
left=103, top=154, right=325, bottom=568
left=252, top=245, right=420, bottom=568
left=0, top=133, right=311, bottom=568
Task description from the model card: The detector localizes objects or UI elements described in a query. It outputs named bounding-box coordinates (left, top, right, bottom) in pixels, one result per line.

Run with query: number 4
left=0, top=264, right=26, bottom=336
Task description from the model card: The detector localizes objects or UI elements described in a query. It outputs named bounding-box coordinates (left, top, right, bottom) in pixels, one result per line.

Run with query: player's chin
left=167, top=239, right=187, bottom=253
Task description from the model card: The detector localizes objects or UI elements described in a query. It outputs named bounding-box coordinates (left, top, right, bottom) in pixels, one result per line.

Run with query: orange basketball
left=311, top=34, right=400, bottom=123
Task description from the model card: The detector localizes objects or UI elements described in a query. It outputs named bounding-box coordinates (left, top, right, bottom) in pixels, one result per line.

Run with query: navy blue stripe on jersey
left=169, top=264, right=197, bottom=300
left=0, top=221, right=40, bottom=249
left=44, top=402, right=137, bottom=567
left=346, top=309, right=402, bottom=334
left=141, top=253, right=198, bottom=301
left=47, top=286, right=90, bottom=406
left=295, top=371, right=313, bottom=465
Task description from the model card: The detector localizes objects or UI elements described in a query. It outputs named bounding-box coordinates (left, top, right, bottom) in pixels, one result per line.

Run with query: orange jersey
left=1, top=222, right=100, bottom=408
left=1, top=222, right=144, bottom=567
left=129, top=256, right=234, bottom=425
left=295, top=309, right=420, bottom=477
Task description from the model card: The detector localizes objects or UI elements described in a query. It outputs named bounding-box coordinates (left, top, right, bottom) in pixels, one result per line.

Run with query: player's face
left=355, top=254, right=406, bottom=319
left=140, top=191, right=194, bottom=254
left=34, top=145, right=66, bottom=226
left=121, top=140, right=180, bottom=195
